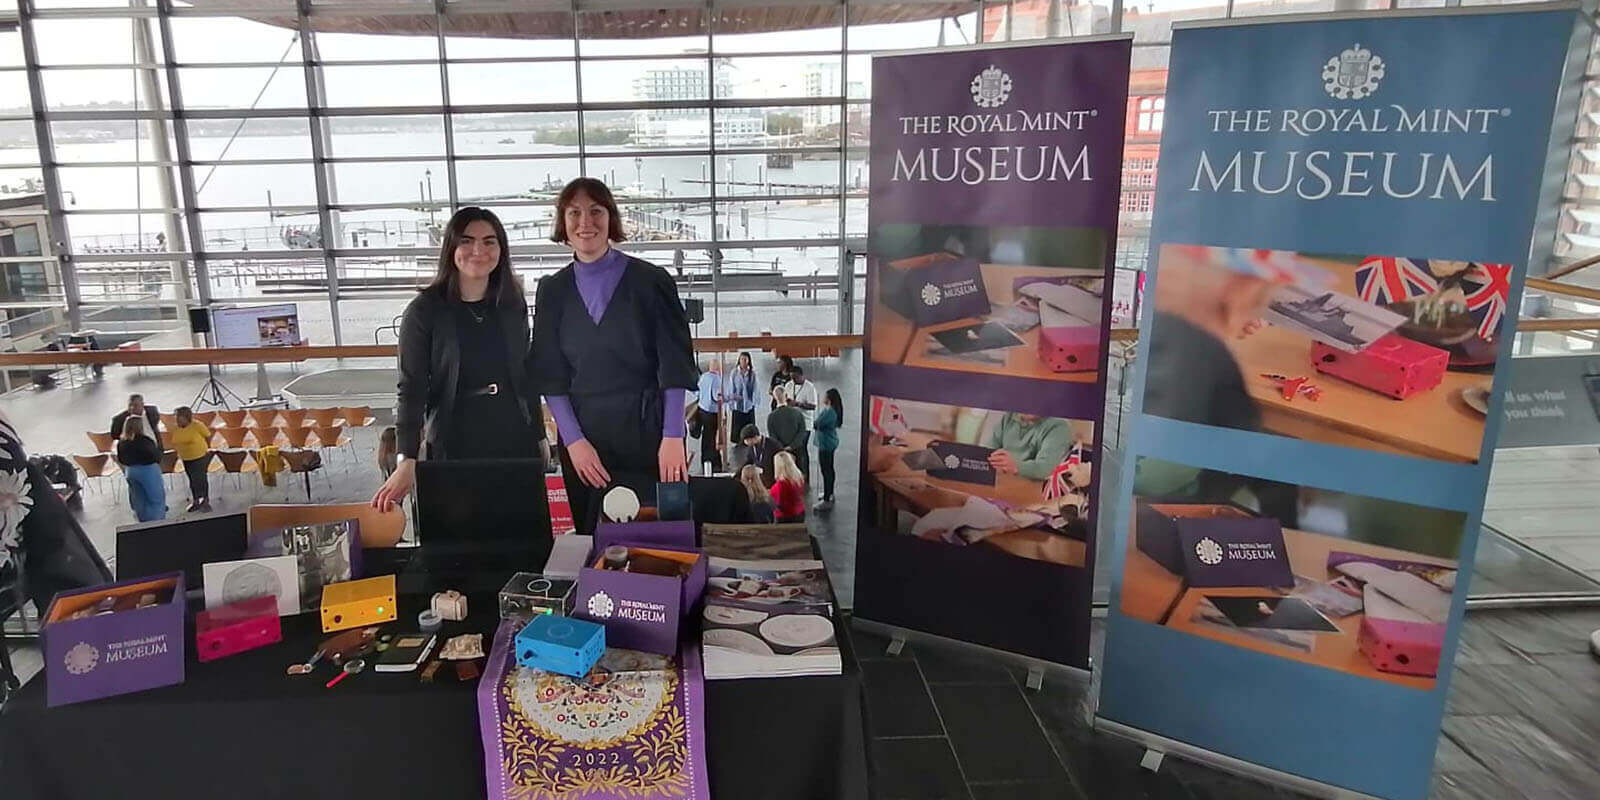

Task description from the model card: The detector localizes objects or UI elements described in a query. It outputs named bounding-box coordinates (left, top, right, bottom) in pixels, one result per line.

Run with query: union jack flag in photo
left=1461, top=262, right=1513, bottom=340
left=1045, top=442, right=1084, bottom=501
left=1354, top=256, right=1438, bottom=305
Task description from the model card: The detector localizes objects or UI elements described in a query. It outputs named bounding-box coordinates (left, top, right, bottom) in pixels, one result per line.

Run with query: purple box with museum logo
left=882, top=252, right=991, bottom=326
left=41, top=572, right=186, bottom=707
left=573, top=523, right=708, bottom=655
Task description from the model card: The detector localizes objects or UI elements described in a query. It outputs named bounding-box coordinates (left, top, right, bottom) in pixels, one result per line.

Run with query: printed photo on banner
left=868, top=223, right=1108, bottom=385
left=1143, top=244, right=1511, bottom=464
left=1120, top=454, right=1464, bottom=689
left=863, top=394, right=1093, bottom=567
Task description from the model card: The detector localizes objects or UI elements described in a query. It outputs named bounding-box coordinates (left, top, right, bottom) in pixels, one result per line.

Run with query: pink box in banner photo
left=1310, top=333, right=1449, bottom=400
left=42, top=573, right=187, bottom=707
left=1038, top=325, right=1099, bottom=373
left=573, top=521, right=708, bottom=655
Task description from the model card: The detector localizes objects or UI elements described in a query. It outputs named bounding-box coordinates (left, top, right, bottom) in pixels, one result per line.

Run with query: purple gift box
left=882, top=252, right=991, bottom=327
left=574, top=522, right=708, bottom=655
left=42, top=572, right=187, bottom=707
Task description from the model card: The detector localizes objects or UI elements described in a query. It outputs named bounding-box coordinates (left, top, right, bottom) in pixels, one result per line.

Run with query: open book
left=701, top=558, right=842, bottom=680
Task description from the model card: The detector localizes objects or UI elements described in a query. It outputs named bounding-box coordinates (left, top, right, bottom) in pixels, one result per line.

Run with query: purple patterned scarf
left=478, top=623, right=710, bottom=800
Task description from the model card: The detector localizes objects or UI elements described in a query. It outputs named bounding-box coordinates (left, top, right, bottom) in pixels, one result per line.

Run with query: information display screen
left=211, top=304, right=301, bottom=348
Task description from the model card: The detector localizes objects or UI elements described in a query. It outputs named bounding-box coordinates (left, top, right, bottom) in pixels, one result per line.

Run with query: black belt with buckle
left=465, top=382, right=501, bottom=398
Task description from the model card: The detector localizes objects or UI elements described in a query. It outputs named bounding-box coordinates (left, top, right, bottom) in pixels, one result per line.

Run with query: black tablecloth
left=0, top=579, right=867, bottom=799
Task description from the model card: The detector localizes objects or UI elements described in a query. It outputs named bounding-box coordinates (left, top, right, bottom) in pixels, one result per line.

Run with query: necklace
left=465, top=301, right=487, bottom=324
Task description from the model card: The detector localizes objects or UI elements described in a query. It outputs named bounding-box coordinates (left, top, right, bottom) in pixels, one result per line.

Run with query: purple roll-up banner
left=479, top=623, right=710, bottom=800
left=854, top=36, right=1131, bottom=668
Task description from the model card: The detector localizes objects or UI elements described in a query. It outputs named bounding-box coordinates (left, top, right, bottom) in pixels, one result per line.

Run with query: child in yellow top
left=170, top=406, right=214, bottom=512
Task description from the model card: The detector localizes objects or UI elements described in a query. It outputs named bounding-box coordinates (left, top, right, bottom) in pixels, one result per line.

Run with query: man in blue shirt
left=696, top=359, right=724, bottom=473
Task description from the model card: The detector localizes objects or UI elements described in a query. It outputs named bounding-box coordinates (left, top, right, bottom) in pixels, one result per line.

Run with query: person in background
left=169, top=406, right=213, bottom=513
left=695, top=358, right=724, bottom=474
left=813, top=388, right=844, bottom=510
left=377, top=426, right=398, bottom=479
left=783, top=365, right=819, bottom=427
left=983, top=412, right=1075, bottom=482
left=116, top=416, right=165, bottom=522
left=371, top=207, right=548, bottom=513
left=726, top=351, right=759, bottom=450
left=768, top=354, right=794, bottom=411
left=533, top=177, right=698, bottom=534
left=739, top=464, right=774, bottom=524
left=769, top=450, right=807, bottom=523
left=766, top=386, right=809, bottom=480
left=732, top=424, right=780, bottom=488
left=110, top=393, right=160, bottom=441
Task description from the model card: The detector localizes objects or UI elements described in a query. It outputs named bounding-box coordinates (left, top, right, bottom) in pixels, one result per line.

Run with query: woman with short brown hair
left=533, top=178, right=699, bottom=534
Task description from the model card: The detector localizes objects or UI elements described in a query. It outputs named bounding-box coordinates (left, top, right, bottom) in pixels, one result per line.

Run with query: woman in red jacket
left=769, top=450, right=807, bottom=523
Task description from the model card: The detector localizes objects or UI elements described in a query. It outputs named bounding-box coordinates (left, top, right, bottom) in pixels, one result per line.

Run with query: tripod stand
left=192, top=363, right=245, bottom=410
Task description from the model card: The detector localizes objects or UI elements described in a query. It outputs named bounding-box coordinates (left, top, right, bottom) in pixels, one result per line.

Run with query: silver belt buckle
left=486, top=382, right=499, bottom=396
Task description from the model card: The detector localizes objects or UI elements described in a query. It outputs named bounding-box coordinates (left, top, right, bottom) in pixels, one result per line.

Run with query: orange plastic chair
left=279, top=408, right=309, bottom=429
left=216, top=427, right=252, bottom=449
left=252, top=426, right=283, bottom=447
left=192, top=410, right=219, bottom=429
left=158, top=412, right=179, bottom=432
left=338, top=406, right=376, bottom=427
left=71, top=453, right=119, bottom=497
left=86, top=431, right=116, bottom=453
left=214, top=448, right=254, bottom=489
left=306, top=408, right=340, bottom=427
left=279, top=449, right=325, bottom=501
left=247, top=409, right=280, bottom=429
left=159, top=449, right=180, bottom=475
left=217, top=410, right=248, bottom=428
left=281, top=426, right=315, bottom=449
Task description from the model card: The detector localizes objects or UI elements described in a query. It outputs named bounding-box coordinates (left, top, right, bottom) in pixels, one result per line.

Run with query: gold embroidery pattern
left=499, top=667, right=692, bottom=799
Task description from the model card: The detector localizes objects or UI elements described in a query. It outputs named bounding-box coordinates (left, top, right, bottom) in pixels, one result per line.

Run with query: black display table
left=0, top=553, right=867, bottom=799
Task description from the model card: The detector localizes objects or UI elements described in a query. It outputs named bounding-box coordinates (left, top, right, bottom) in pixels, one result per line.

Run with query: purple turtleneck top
left=544, top=247, right=687, bottom=445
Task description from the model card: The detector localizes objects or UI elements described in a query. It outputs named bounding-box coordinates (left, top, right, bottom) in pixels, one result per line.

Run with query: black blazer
left=394, top=286, right=545, bottom=459
left=109, top=406, right=160, bottom=439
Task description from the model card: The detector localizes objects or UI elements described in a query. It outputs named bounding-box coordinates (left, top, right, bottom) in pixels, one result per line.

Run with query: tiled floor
left=841, top=608, right=1600, bottom=800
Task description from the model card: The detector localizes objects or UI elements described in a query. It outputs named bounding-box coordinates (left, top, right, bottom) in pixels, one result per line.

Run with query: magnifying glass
left=325, top=658, right=366, bottom=689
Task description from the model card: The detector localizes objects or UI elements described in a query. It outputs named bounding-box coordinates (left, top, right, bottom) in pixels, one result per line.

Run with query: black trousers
left=561, top=389, right=662, bottom=536
left=697, top=409, right=722, bottom=472
left=819, top=449, right=836, bottom=501
left=730, top=409, right=755, bottom=445
left=182, top=457, right=209, bottom=502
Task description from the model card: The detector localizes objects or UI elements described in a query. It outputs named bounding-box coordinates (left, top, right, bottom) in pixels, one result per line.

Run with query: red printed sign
left=545, top=474, right=575, bottom=536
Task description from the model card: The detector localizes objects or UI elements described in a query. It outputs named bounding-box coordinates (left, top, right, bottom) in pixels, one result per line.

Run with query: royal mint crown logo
left=1323, top=43, right=1385, bottom=100
left=64, top=641, right=100, bottom=675
left=970, top=65, right=1013, bottom=109
left=920, top=283, right=943, bottom=307
left=943, top=454, right=961, bottom=470
left=586, top=591, right=615, bottom=620
left=1195, top=537, right=1224, bottom=566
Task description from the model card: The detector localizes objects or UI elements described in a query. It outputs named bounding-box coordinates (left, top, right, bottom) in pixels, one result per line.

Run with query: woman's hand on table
left=658, top=436, right=687, bottom=482
left=988, top=449, right=1019, bottom=474
left=568, top=439, right=612, bottom=488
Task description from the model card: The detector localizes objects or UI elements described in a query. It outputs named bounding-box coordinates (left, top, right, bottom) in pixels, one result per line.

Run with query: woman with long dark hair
left=726, top=351, right=758, bottom=449
left=532, top=178, right=699, bottom=534
left=371, top=207, right=546, bottom=512
left=814, top=387, right=844, bottom=509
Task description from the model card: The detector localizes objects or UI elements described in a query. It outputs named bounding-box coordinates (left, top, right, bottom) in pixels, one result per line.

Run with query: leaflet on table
left=701, top=604, right=843, bottom=680
left=703, top=558, right=834, bottom=614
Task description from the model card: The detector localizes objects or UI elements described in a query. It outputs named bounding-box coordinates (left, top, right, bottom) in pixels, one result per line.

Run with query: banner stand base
left=851, top=617, right=1090, bottom=690
left=1092, top=717, right=1379, bottom=800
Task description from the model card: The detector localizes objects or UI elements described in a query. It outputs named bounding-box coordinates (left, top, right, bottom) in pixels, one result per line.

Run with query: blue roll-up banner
left=1095, top=6, right=1585, bottom=799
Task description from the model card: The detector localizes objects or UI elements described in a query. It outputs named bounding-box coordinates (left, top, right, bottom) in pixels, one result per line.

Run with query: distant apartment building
left=632, top=63, right=766, bottom=147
